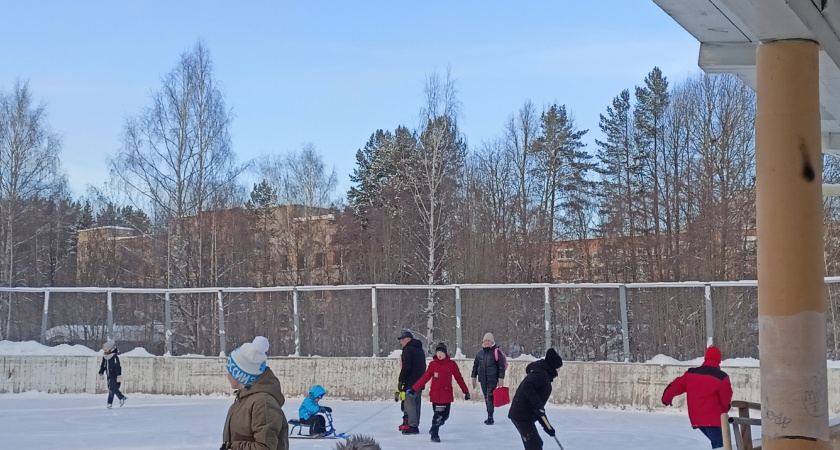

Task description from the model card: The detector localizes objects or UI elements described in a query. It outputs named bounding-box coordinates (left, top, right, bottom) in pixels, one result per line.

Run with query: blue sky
left=0, top=1, right=700, bottom=198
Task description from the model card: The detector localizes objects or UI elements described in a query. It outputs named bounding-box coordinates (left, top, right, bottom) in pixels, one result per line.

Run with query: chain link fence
left=3, top=279, right=840, bottom=361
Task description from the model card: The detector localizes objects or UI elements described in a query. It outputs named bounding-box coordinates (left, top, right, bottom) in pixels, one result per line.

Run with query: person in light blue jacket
left=299, top=385, right=331, bottom=436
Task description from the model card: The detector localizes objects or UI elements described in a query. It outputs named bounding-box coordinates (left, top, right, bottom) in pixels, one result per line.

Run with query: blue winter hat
left=227, top=336, right=269, bottom=386
left=309, top=385, right=327, bottom=399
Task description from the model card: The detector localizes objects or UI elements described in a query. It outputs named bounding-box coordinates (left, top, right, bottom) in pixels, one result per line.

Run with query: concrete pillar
left=371, top=287, right=379, bottom=357
left=756, top=39, right=829, bottom=449
left=544, top=285, right=551, bottom=352
left=40, top=291, right=50, bottom=345
left=164, top=292, right=172, bottom=356
left=217, top=290, right=226, bottom=356
left=106, top=291, right=113, bottom=340
left=455, top=286, right=462, bottom=356
left=619, top=285, right=630, bottom=362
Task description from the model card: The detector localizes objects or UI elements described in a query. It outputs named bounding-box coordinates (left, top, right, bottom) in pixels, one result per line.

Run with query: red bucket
left=492, top=386, right=510, bottom=407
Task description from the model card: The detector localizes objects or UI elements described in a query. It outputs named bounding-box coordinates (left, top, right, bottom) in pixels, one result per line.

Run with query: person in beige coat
left=221, top=336, right=288, bottom=450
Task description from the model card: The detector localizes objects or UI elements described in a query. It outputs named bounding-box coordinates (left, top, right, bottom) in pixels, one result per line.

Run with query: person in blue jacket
left=299, top=385, right=331, bottom=436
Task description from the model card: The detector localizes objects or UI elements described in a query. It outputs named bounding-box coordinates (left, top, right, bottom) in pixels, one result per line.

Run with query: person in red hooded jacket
left=410, top=342, right=470, bottom=443
left=662, top=346, right=733, bottom=449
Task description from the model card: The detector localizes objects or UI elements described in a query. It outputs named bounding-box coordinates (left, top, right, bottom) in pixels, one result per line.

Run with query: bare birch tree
left=454, top=139, right=518, bottom=282
left=505, top=101, right=542, bottom=280
left=257, top=143, right=339, bottom=209
left=110, top=41, right=240, bottom=282
left=400, top=70, right=467, bottom=345
left=682, top=73, right=756, bottom=280
left=0, top=80, right=65, bottom=339
left=109, top=41, right=242, bottom=354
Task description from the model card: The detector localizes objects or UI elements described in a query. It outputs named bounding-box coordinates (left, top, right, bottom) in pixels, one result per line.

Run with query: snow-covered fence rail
left=4, top=278, right=840, bottom=361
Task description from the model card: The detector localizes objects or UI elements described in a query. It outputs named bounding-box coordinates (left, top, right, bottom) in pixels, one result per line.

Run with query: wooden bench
left=723, top=400, right=761, bottom=450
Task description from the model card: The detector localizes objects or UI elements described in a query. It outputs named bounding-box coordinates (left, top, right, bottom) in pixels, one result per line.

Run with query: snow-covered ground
left=0, top=392, right=720, bottom=449
left=0, top=340, right=779, bottom=448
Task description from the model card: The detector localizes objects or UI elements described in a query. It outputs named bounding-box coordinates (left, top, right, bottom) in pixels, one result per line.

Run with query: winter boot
left=401, top=426, right=419, bottom=435
left=430, top=426, right=440, bottom=442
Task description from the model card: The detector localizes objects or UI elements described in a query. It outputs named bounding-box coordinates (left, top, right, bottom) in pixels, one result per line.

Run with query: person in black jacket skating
left=98, top=339, right=126, bottom=408
left=508, top=348, right=564, bottom=450
left=396, top=330, right=426, bottom=435
left=471, top=332, right=506, bottom=425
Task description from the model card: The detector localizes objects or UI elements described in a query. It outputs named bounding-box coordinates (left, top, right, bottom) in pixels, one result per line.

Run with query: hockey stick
left=539, top=414, right=564, bottom=449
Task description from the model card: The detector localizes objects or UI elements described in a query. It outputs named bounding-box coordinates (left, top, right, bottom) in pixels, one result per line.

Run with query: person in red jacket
left=409, top=342, right=470, bottom=443
left=662, top=346, right=733, bottom=449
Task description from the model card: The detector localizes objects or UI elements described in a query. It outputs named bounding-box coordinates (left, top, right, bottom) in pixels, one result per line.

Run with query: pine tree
left=245, top=180, right=277, bottom=211
left=531, top=104, right=593, bottom=280
left=246, top=180, right=278, bottom=286
left=634, top=67, right=669, bottom=280
left=347, top=130, right=395, bottom=214
left=596, top=90, right=639, bottom=281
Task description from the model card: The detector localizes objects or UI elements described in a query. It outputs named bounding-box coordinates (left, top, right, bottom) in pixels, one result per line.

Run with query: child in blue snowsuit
left=299, top=385, right=332, bottom=436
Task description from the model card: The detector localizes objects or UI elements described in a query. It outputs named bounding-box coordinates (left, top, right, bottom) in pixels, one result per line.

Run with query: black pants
left=511, top=418, right=543, bottom=450
left=430, top=403, right=451, bottom=438
left=302, top=415, right=326, bottom=435
left=480, top=382, right=496, bottom=416
left=107, top=378, right=125, bottom=405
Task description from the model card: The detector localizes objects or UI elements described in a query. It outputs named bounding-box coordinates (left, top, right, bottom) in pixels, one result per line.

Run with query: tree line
left=4, top=40, right=840, bottom=353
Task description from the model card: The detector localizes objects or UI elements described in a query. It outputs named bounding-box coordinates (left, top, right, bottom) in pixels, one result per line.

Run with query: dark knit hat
left=397, top=330, right=413, bottom=340
left=434, top=342, right=448, bottom=355
left=545, top=348, right=563, bottom=369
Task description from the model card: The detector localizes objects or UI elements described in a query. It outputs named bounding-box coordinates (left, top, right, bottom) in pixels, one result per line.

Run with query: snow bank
left=121, top=347, right=156, bottom=357
left=0, top=341, right=764, bottom=366
left=0, top=340, right=98, bottom=356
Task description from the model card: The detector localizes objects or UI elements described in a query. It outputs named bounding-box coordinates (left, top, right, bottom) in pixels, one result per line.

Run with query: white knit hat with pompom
left=227, top=336, right=269, bottom=386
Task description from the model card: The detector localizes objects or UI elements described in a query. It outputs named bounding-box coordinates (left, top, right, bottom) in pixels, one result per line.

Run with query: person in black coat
left=508, top=348, right=563, bottom=450
left=396, top=330, right=426, bottom=434
left=98, top=339, right=127, bottom=408
left=471, top=332, right=506, bottom=424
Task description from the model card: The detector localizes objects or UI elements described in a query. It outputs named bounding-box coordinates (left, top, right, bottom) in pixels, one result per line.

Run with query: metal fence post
left=704, top=283, right=714, bottom=347
left=107, top=291, right=114, bottom=340
left=40, top=290, right=50, bottom=345
left=217, top=290, right=226, bottom=356
left=371, top=287, right=379, bottom=357
left=164, top=292, right=172, bottom=356
left=619, top=284, right=630, bottom=362
left=544, top=285, right=552, bottom=352
left=455, top=286, right=462, bottom=356
left=293, top=288, right=301, bottom=356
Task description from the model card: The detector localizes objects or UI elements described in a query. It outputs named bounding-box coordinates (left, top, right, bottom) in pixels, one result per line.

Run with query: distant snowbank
left=0, top=340, right=98, bottom=356
left=6, top=340, right=840, bottom=367
left=0, top=340, right=157, bottom=357
left=644, top=354, right=759, bottom=367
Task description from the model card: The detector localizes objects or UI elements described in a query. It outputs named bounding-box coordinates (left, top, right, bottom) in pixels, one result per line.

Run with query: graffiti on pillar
left=803, top=376, right=827, bottom=417
left=763, top=408, right=792, bottom=429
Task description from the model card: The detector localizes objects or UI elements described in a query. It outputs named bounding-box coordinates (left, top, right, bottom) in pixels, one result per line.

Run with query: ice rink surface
left=0, top=392, right=724, bottom=449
